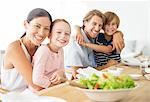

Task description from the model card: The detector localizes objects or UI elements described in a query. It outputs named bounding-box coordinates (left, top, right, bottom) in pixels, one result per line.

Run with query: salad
left=79, top=73, right=135, bottom=90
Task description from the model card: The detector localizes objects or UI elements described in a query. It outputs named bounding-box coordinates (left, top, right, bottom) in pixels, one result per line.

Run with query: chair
left=121, top=40, right=145, bottom=59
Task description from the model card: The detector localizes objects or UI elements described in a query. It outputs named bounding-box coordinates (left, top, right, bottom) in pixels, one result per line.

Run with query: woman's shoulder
left=6, top=40, right=21, bottom=52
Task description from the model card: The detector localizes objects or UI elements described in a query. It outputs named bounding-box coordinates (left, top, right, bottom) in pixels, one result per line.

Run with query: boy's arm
left=81, top=42, right=112, bottom=54
left=74, top=25, right=84, bottom=44
left=112, top=31, right=125, bottom=53
left=96, top=59, right=118, bottom=70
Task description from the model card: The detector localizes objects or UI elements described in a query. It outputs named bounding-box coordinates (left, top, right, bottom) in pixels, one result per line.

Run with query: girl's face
left=25, top=17, right=51, bottom=45
left=84, top=15, right=103, bottom=38
left=104, top=18, right=118, bottom=36
left=50, top=21, right=71, bottom=48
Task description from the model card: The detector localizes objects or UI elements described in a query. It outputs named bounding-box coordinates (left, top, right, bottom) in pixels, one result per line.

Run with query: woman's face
left=50, top=21, right=71, bottom=48
left=104, top=18, right=118, bottom=36
left=84, top=15, right=103, bottom=38
left=25, top=17, right=51, bottom=45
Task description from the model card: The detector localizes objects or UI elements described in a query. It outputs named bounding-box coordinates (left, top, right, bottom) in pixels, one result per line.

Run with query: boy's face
left=104, top=18, right=118, bottom=36
left=84, top=15, right=103, bottom=38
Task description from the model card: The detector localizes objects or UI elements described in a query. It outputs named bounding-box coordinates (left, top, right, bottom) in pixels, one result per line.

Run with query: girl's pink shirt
left=32, top=45, right=64, bottom=88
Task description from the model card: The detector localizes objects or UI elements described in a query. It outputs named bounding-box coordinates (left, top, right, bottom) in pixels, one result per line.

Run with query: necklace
left=21, top=37, right=38, bottom=56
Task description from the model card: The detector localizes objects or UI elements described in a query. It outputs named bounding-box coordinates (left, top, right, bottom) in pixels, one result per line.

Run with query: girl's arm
left=6, top=41, right=43, bottom=91
left=32, top=46, right=52, bottom=88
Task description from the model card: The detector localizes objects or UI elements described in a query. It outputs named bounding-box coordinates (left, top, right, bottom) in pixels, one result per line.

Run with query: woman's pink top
left=32, top=44, right=64, bottom=88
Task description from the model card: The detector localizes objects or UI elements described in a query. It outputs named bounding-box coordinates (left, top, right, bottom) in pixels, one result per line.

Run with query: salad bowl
left=77, top=84, right=139, bottom=102
left=76, top=73, right=139, bottom=102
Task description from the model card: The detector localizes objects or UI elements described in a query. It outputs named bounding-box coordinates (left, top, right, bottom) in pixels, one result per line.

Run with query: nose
left=61, top=32, right=66, bottom=38
left=38, top=28, right=45, bottom=36
left=95, top=25, right=100, bottom=32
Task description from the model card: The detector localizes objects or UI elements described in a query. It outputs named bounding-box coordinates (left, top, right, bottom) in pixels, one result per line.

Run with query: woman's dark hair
left=21, top=8, right=52, bottom=38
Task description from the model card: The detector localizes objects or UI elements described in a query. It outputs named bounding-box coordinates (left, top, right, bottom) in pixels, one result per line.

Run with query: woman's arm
left=112, top=31, right=125, bottom=53
left=6, top=41, right=43, bottom=91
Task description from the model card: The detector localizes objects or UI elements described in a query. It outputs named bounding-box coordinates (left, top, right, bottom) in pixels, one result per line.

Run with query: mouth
left=58, top=39, right=67, bottom=44
left=35, top=35, right=44, bottom=42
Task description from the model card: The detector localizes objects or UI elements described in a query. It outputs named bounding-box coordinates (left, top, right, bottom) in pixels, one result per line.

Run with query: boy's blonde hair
left=83, top=9, right=106, bottom=28
left=104, top=11, right=120, bottom=28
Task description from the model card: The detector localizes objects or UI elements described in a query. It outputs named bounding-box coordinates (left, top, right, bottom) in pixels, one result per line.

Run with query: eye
left=34, top=25, right=40, bottom=29
left=65, top=32, right=70, bottom=36
left=99, top=24, right=103, bottom=28
left=56, top=31, right=62, bottom=34
left=92, top=22, right=96, bottom=26
left=112, top=23, right=116, bottom=26
left=44, top=27, right=50, bottom=31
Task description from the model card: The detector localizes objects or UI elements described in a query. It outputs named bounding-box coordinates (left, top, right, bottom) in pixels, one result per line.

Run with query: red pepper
left=94, top=83, right=100, bottom=89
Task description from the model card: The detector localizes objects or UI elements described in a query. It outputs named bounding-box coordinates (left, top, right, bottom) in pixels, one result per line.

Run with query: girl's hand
left=49, top=72, right=61, bottom=85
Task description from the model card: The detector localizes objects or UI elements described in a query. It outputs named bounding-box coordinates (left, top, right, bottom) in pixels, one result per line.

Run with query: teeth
left=35, top=35, right=43, bottom=40
left=59, top=40, right=66, bottom=43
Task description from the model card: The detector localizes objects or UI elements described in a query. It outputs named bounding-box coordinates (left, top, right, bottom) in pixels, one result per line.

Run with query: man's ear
left=24, top=20, right=29, bottom=29
left=83, top=20, right=88, bottom=27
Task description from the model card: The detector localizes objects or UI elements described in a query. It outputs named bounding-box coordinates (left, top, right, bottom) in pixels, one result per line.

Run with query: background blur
left=0, top=0, right=150, bottom=56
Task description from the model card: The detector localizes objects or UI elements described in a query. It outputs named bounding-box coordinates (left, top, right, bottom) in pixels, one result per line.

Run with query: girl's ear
left=24, top=20, right=29, bottom=29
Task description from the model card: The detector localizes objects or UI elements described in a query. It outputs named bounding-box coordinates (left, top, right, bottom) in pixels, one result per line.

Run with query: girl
left=1, top=8, right=52, bottom=92
left=32, top=19, right=71, bottom=88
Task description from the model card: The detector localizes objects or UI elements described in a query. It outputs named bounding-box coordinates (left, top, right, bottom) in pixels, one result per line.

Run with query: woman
left=1, top=8, right=52, bottom=92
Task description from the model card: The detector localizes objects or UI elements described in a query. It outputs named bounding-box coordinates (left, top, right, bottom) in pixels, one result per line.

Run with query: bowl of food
left=77, top=73, right=139, bottom=102
left=129, top=74, right=142, bottom=80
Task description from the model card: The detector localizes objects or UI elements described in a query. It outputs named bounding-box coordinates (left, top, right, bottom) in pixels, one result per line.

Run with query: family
left=1, top=8, right=124, bottom=92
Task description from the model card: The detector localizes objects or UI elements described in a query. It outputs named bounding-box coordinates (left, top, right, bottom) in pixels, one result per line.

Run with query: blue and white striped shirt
left=94, top=33, right=120, bottom=66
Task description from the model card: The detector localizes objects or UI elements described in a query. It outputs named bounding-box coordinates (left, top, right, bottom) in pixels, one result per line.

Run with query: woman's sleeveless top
left=1, top=39, right=31, bottom=92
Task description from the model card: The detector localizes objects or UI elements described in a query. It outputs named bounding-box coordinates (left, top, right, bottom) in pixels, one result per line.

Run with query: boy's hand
left=76, top=33, right=84, bottom=45
left=112, top=31, right=125, bottom=53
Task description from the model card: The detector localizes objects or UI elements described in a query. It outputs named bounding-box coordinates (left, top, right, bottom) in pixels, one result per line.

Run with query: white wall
left=0, top=0, right=150, bottom=54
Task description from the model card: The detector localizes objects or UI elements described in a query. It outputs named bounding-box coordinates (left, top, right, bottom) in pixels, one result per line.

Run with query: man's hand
left=112, top=31, right=125, bottom=53
left=71, top=66, right=79, bottom=80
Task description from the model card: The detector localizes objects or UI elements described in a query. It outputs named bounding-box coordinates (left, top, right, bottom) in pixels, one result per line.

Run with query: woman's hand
left=112, top=31, right=125, bottom=53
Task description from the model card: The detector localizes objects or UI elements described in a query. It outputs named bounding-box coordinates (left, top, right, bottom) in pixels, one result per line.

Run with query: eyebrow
left=34, top=23, right=50, bottom=28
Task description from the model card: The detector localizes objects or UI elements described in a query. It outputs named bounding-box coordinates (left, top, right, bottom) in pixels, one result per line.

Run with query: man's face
left=84, top=15, right=103, bottom=38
